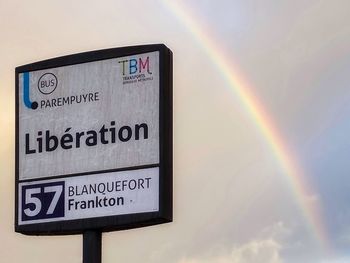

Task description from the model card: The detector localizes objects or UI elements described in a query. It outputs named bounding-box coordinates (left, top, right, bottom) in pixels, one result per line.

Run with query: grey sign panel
left=19, top=52, right=159, bottom=180
left=15, top=44, right=173, bottom=235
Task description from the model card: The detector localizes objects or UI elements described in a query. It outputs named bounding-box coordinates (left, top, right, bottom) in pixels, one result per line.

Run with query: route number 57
left=21, top=181, right=65, bottom=221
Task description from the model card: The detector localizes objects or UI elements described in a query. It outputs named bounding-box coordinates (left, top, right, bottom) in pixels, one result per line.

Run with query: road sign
left=15, top=44, right=173, bottom=235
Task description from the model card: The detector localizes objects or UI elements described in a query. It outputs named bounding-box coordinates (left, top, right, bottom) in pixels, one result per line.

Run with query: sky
left=1, top=0, right=350, bottom=262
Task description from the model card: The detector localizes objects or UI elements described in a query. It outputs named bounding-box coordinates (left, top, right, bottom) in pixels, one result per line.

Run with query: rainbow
left=161, top=0, right=329, bottom=249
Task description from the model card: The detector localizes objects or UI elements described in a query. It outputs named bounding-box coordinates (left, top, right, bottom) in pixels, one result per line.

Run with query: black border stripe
left=19, top=164, right=160, bottom=183
left=16, top=45, right=167, bottom=73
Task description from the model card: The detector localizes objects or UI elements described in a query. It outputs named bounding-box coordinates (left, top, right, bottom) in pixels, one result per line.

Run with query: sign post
left=15, top=44, right=172, bottom=261
left=83, top=231, right=102, bottom=263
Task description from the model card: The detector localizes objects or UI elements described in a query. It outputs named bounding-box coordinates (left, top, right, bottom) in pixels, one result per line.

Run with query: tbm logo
left=118, top=57, right=152, bottom=76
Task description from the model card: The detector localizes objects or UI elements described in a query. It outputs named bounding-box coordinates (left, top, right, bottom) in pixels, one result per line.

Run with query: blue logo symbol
left=23, top=72, right=38, bottom=110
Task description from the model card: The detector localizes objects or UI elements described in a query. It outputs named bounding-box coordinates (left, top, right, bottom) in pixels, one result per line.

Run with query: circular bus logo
left=38, top=73, right=58, bottom=95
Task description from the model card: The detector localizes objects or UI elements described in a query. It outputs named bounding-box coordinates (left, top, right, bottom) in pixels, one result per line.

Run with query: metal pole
left=83, top=230, right=102, bottom=263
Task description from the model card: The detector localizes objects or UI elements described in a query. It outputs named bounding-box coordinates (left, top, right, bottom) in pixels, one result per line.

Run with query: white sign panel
left=18, top=167, right=159, bottom=225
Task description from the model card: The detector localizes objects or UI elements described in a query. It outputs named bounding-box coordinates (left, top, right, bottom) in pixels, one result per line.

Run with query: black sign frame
left=15, top=44, right=173, bottom=235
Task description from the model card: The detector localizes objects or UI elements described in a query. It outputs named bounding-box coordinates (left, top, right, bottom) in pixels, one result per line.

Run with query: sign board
left=15, top=44, right=173, bottom=235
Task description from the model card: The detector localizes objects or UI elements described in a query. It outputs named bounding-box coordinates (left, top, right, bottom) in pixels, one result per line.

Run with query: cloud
left=178, top=238, right=283, bottom=263
left=260, top=221, right=292, bottom=241
left=175, top=222, right=289, bottom=263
